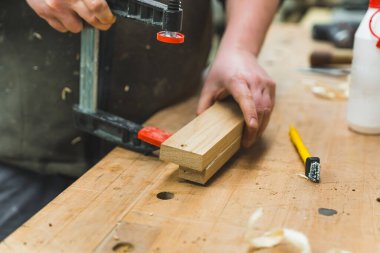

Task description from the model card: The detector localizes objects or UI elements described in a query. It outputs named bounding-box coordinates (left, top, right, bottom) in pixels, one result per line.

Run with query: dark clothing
left=0, top=0, right=212, bottom=240
left=0, top=162, right=74, bottom=240
left=0, top=0, right=212, bottom=177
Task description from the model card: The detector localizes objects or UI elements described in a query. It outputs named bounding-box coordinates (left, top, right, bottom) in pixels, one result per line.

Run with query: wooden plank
left=159, top=101, right=243, bottom=171
left=1, top=25, right=380, bottom=253
left=178, top=136, right=241, bottom=184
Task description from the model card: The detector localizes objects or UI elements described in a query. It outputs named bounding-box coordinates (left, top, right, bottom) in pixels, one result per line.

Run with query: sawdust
left=70, top=136, right=81, bottom=145
left=246, top=208, right=311, bottom=253
left=245, top=208, right=351, bottom=253
left=33, top=32, right=42, bottom=40
left=302, top=79, right=348, bottom=100
left=61, top=87, right=72, bottom=101
left=326, top=250, right=351, bottom=253
left=296, top=173, right=309, bottom=180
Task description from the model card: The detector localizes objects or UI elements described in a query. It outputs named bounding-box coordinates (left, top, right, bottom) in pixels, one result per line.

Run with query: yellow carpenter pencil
left=289, top=125, right=321, bottom=183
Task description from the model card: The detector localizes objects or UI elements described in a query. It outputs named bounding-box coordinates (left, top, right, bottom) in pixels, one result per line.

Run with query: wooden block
left=178, top=136, right=241, bottom=184
left=160, top=101, right=243, bottom=171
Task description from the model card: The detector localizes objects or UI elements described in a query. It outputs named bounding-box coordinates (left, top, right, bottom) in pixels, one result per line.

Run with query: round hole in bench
left=156, top=191, right=174, bottom=200
left=112, top=242, right=134, bottom=253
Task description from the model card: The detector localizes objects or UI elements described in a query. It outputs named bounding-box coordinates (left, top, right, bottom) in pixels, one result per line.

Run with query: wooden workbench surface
left=1, top=24, right=379, bottom=253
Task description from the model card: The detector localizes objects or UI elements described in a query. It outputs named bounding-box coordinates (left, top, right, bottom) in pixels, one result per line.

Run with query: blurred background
left=211, top=0, right=369, bottom=32
left=208, top=0, right=372, bottom=100
left=278, top=0, right=368, bottom=22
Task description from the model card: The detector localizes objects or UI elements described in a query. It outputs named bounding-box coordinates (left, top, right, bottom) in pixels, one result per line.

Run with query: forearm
left=221, top=0, right=279, bottom=56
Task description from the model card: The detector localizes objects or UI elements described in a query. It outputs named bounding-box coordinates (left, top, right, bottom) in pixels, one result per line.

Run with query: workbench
left=1, top=24, right=379, bottom=253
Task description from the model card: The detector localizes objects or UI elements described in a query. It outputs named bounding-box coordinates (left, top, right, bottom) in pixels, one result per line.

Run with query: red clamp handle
left=138, top=126, right=172, bottom=147
left=157, top=31, right=185, bottom=44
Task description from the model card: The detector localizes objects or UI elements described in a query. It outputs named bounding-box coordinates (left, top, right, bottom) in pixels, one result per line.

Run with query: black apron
left=0, top=0, right=212, bottom=177
left=0, top=0, right=212, bottom=240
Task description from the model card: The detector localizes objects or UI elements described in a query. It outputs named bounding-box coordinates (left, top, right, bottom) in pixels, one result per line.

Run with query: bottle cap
left=370, top=0, right=380, bottom=8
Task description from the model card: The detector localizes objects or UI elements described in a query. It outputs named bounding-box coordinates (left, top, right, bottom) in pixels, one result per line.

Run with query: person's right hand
left=26, top=0, right=116, bottom=33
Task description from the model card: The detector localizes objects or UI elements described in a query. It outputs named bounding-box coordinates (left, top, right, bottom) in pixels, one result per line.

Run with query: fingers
left=82, top=0, right=116, bottom=26
left=244, top=79, right=274, bottom=146
left=228, top=79, right=258, bottom=129
left=57, top=11, right=84, bottom=33
left=197, top=78, right=274, bottom=148
left=258, top=110, right=271, bottom=137
left=44, top=0, right=83, bottom=33
left=256, top=88, right=273, bottom=137
left=42, top=11, right=82, bottom=33
left=197, top=86, right=217, bottom=115
left=227, top=79, right=259, bottom=148
left=242, top=124, right=259, bottom=148
left=26, top=0, right=115, bottom=33
left=72, top=1, right=114, bottom=30
left=46, top=18, right=68, bottom=33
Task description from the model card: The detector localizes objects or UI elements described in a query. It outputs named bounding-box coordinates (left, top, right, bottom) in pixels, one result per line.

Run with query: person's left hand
left=197, top=47, right=276, bottom=148
left=26, top=0, right=116, bottom=33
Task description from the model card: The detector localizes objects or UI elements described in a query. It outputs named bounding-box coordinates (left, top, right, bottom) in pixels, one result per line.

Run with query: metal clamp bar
left=79, top=26, right=100, bottom=113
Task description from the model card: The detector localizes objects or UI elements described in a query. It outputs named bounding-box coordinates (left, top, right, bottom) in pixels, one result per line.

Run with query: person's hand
left=26, top=0, right=116, bottom=33
left=197, top=47, right=275, bottom=148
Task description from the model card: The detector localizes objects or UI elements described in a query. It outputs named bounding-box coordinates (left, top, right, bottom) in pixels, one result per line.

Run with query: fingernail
left=249, top=118, right=257, bottom=128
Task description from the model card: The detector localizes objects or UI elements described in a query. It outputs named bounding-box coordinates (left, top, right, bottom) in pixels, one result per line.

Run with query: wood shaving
left=71, top=136, right=81, bottom=145
left=302, top=79, right=348, bottom=100
left=61, top=87, right=72, bottom=101
left=246, top=209, right=351, bottom=253
left=326, top=250, right=351, bottom=253
left=247, top=208, right=263, bottom=229
left=296, top=173, right=309, bottom=180
left=246, top=209, right=311, bottom=253
left=33, top=32, right=42, bottom=40
left=247, top=227, right=311, bottom=253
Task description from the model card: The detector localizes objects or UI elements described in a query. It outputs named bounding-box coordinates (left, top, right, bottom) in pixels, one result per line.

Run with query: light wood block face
left=178, top=136, right=241, bottom=184
left=160, top=101, right=244, bottom=172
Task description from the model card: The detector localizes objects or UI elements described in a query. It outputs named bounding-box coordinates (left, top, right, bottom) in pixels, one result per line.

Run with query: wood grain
left=94, top=222, right=159, bottom=253
left=160, top=101, right=243, bottom=171
left=178, top=136, right=241, bottom=184
left=1, top=24, right=379, bottom=253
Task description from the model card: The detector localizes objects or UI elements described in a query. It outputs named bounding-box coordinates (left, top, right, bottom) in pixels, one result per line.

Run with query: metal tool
left=74, top=0, right=184, bottom=154
left=298, top=67, right=351, bottom=77
left=312, top=22, right=359, bottom=49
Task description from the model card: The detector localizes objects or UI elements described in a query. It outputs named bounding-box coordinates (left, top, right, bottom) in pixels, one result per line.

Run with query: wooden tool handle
left=310, top=50, right=352, bottom=67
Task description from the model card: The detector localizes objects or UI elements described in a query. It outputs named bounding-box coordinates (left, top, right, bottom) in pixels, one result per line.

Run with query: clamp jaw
left=73, top=106, right=171, bottom=154
left=107, top=0, right=185, bottom=43
left=74, top=0, right=181, bottom=154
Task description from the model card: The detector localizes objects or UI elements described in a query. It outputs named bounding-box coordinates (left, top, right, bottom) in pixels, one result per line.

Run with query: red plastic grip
left=157, top=31, right=185, bottom=44
left=138, top=126, right=172, bottom=147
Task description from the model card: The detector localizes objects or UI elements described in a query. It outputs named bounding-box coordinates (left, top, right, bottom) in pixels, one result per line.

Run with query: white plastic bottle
left=347, top=0, right=380, bottom=134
